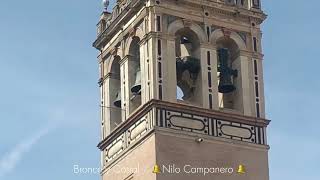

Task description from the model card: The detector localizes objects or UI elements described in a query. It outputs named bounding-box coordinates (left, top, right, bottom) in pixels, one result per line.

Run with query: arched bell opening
left=216, top=37, right=240, bottom=111
left=109, top=56, right=122, bottom=131
left=128, top=36, right=142, bottom=114
left=175, top=28, right=202, bottom=106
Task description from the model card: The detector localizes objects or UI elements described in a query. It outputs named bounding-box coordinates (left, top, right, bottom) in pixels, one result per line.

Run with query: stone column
left=99, top=60, right=105, bottom=139
left=257, top=57, right=266, bottom=118
left=163, top=35, right=177, bottom=103
left=206, top=46, right=220, bottom=110
left=120, top=55, right=130, bottom=121
left=144, top=10, right=165, bottom=101
left=144, top=36, right=158, bottom=101
left=139, top=39, right=147, bottom=104
left=232, top=53, right=253, bottom=116
left=106, top=74, right=122, bottom=131
left=199, top=44, right=220, bottom=109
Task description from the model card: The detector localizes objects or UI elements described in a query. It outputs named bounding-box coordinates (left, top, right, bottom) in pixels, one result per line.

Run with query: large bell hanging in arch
left=113, top=90, right=121, bottom=108
left=217, top=48, right=237, bottom=94
left=131, top=68, right=141, bottom=95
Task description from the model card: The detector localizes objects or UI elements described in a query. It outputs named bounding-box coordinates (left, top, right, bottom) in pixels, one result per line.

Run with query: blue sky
left=0, top=0, right=319, bottom=180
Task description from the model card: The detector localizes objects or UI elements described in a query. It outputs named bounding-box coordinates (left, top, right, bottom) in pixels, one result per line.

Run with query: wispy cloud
left=0, top=125, right=52, bottom=178
left=0, top=110, right=64, bottom=178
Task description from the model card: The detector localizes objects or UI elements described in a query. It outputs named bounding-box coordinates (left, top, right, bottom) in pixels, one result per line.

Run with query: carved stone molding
left=222, top=27, right=232, bottom=38
left=182, top=19, right=193, bottom=28
left=110, top=47, right=119, bottom=57
left=128, top=28, right=137, bottom=37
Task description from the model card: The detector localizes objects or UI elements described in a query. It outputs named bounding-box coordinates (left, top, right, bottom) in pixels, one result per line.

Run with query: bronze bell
left=176, top=56, right=200, bottom=80
left=218, top=48, right=237, bottom=94
left=183, top=56, right=200, bottom=80
left=131, top=68, right=141, bottom=95
left=113, top=90, right=121, bottom=108
left=176, top=57, right=185, bottom=80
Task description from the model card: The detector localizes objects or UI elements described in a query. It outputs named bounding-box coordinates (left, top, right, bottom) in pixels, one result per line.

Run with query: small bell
left=152, top=164, right=161, bottom=174
left=237, top=164, right=246, bottom=174
left=113, top=90, right=121, bottom=108
left=131, top=68, right=142, bottom=95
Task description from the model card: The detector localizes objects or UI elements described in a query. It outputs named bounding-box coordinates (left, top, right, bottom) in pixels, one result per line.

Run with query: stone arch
left=124, top=30, right=143, bottom=114
left=210, top=29, right=247, bottom=50
left=124, top=27, right=144, bottom=56
left=105, top=54, right=122, bottom=134
left=211, top=29, right=246, bottom=112
left=107, top=55, right=121, bottom=76
left=168, top=20, right=205, bottom=106
left=168, top=19, right=208, bottom=43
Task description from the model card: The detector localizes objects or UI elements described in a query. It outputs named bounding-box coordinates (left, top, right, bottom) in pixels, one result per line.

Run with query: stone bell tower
left=94, top=0, right=269, bottom=180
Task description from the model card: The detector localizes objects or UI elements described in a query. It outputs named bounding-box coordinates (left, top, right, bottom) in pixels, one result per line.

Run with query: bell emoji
left=152, top=164, right=161, bottom=174
left=237, top=164, right=246, bottom=174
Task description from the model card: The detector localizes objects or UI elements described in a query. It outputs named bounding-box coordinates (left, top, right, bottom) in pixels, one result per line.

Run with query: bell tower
left=94, top=0, right=269, bottom=180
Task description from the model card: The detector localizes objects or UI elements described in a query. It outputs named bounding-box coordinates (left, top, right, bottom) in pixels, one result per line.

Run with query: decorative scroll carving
left=110, top=47, right=119, bottom=56
left=128, top=117, right=148, bottom=143
left=221, top=124, right=252, bottom=139
left=157, top=107, right=266, bottom=145
left=222, top=28, right=232, bottom=38
left=170, top=116, right=205, bottom=131
left=182, top=19, right=192, bottom=28
left=165, top=111, right=208, bottom=134
left=128, top=28, right=137, bottom=38
left=105, top=135, right=124, bottom=162
left=217, top=121, right=255, bottom=143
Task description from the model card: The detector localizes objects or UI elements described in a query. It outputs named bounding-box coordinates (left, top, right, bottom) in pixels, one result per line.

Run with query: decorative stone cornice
left=158, top=0, right=266, bottom=26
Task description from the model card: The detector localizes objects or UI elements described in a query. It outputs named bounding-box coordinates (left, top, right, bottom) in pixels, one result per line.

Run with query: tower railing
left=98, top=99, right=270, bottom=168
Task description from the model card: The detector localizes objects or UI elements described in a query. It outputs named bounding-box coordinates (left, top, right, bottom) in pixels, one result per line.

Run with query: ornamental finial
left=102, top=0, right=109, bottom=12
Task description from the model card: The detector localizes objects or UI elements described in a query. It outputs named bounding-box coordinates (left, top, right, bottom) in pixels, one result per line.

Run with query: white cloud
left=0, top=109, right=64, bottom=178
left=0, top=126, right=52, bottom=178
